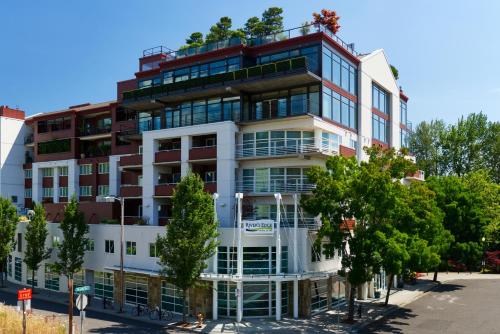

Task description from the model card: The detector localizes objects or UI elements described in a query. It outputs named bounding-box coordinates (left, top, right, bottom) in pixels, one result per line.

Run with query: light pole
left=102, top=195, right=125, bottom=313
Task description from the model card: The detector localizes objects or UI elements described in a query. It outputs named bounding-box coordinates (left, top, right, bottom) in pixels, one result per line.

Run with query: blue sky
left=0, top=0, right=498, bottom=124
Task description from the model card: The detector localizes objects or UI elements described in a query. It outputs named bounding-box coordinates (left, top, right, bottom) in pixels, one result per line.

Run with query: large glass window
left=321, top=132, right=341, bottom=153
left=14, top=257, right=22, bottom=281
left=94, top=271, right=114, bottom=299
left=162, top=57, right=240, bottom=84
left=401, top=129, right=410, bottom=148
left=45, top=265, right=59, bottom=291
left=373, top=84, right=390, bottom=114
left=400, top=100, right=407, bottom=125
left=218, top=281, right=237, bottom=317
left=322, top=46, right=357, bottom=95
left=372, top=114, right=389, bottom=143
left=125, top=274, right=148, bottom=306
left=311, top=279, right=328, bottom=313
left=161, top=282, right=184, bottom=314
left=258, top=46, right=320, bottom=74
left=322, top=86, right=357, bottom=130
left=240, top=167, right=312, bottom=193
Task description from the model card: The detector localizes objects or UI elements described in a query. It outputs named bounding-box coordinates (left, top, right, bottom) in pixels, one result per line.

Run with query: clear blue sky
left=1, top=0, right=498, bottom=124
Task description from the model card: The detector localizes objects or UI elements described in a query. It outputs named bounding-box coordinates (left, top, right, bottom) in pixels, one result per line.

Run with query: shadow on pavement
left=432, top=282, right=466, bottom=293
left=358, top=306, right=416, bottom=334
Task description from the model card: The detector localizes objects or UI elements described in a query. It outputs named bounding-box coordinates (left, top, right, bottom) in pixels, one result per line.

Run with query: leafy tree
left=313, top=9, right=341, bottom=34
left=481, top=121, right=500, bottom=183
left=23, top=203, right=51, bottom=292
left=244, top=16, right=264, bottom=36
left=52, top=196, right=88, bottom=334
left=186, top=32, right=204, bottom=46
left=409, top=120, right=446, bottom=177
left=156, top=173, right=218, bottom=322
left=302, top=147, right=415, bottom=320
left=0, top=197, right=18, bottom=288
left=390, top=65, right=399, bottom=80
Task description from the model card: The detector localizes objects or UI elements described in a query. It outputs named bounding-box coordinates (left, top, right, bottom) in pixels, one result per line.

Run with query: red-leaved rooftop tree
left=313, top=9, right=341, bottom=34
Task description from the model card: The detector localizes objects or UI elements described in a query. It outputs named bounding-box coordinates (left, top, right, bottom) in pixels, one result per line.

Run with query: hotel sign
left=243, top=220, right=274, bottom=235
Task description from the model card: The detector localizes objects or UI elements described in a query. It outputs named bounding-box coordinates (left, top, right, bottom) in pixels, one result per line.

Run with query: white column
left=109, top=155, right=121, bottom=197
left=53, top=167, right=59, bottom=203
left=68, top=159, right=78, bottom=199
left=180, top=135, right=190, bottom=176
left=276, top=280, right=282, bottom=321
left=314, top=127, right=322, bottom=151
left=293, top=193, right=299, bottom=319
left=275, top=193, right=282, bottom=275
left=212, top=281, right=218, bottom=320
left=215, top=124, right=237, bottom=227
left=236, top=193, right=243, bottom=323
left=142, top=133, right=156, bottom=225
left=32, top=163, right=41, bottom=203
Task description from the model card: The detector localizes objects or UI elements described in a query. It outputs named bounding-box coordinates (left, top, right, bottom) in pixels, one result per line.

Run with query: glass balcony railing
left=236, top=138, right=339, bottom=159
left=123, top=56, right=309, bottom=101
left=142, top=23, right=357, bottom=60
left=236, top=178, right=315, bottom=193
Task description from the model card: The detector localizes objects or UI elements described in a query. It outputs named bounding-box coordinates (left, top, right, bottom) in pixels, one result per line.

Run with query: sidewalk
left=2, top=273, right=497, bottom=334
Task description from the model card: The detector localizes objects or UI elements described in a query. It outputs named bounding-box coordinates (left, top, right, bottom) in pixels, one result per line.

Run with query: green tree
left=482, top=121, right=500, bottom=183
left=52, top=196, right=88, bottom=334
left=0, top=197, right=17, bottom=288
left=390, top=65, right=399, bottom=80
left=23, top=203, right=51, bottom=292
left=156, top=173, right=218, bottom=322
left=206, top=16, right=234, bottom=43
left=186, top=32, right=204, bottom=46
left=302, top=147, right=415, bottom=320
left=409, top=120, right=446, bottom=177
left=261, top=7, right=284, bottom=34
left=244, top=16, right=264, bottom=36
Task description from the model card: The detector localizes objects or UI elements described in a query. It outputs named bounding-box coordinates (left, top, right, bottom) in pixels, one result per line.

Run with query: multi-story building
left=7, top=23, right=418, bottom=321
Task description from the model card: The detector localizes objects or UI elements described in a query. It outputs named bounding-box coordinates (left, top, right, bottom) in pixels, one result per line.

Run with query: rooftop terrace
left=143, top=23, right=358, bottom=60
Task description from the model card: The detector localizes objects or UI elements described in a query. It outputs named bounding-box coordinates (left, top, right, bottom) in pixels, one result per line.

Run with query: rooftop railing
left=236, top=177, right=315, bottom=194
left=141, top=23, right=358, bottom=60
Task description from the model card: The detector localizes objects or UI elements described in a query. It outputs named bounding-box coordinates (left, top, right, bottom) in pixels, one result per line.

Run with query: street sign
left=17, top=288, right=32, bottom=301
left=75, top=294, right=88, bottom=311
left=74, top=285, right=91, bottom=293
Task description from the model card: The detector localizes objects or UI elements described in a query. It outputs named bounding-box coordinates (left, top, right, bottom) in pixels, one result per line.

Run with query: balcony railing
left=80, top=126, right=111, bottom=136
left=123, top=56, right=308, bottom=101
left=236, top=138, right=339, bottom=159
left=141, top=23, right=357, bottom=60
left=236, top=178, right=315, bottom=194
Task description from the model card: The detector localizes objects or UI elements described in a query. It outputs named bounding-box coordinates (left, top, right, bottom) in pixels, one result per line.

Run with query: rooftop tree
left=0, top=197, right=17, bottom=288
left=313, top=9, right=341, bottom=34
left=23, top=203, right=51, bottom=292
left=156, top=173, right=218, bottom=322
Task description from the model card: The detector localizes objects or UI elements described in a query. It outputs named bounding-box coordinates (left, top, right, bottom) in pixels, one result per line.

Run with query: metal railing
left=81, top=126, right=112, bottom=136
left=236, top=178, right=315, bottom=193
left=236, top=138, right=339, bottom=158
left=142, top=23, right=357, bottom=60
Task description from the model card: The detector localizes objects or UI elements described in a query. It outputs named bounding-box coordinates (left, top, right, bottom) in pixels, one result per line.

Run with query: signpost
left=18, top=288, right=32, bottom=334
left=74, top=286, right=90, bottom=334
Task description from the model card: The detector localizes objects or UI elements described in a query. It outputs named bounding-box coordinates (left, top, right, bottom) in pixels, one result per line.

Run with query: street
left=0, top=288, right=184, bottom=334
left=360, top=278, right=500, bottom=334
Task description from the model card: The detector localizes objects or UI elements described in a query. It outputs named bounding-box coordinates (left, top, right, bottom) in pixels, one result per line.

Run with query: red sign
left=18, top=288, right=32, bottom=301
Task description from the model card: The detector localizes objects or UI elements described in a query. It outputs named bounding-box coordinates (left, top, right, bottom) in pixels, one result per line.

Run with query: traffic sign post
left=75, top=287, right=89, bottom=334
left=18, top=288, right=32, bottom=334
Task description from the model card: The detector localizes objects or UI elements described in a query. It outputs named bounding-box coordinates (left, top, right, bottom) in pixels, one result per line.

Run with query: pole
left=22, top=300, right=26, bottom=334
left=120, top=197, right=125, bottom=313
left=235, top=193, right=243, bottom=323
left=293, top=194, right=299, bottom=319
left=212, top=193, right=219, bottom=321
left=275, top=193, right=282, bottom=321
left=80, top=295, right=84, bottom=334
left=68, top=277, right=73, bottom=334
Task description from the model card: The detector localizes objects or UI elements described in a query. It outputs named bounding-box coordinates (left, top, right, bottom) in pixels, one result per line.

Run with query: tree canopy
left=156, top=173, right=218, bottom=321
left=23, top=203, right=51, bottom=291
left=0, top=197, right=18, bottom=287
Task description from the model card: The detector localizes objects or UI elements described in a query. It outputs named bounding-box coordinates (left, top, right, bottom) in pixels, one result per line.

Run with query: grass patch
left=0, top=303, right=67, bottom=334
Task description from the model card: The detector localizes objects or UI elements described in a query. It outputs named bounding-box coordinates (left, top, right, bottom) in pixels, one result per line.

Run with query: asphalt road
left=360, top=278, right=500, bottom=334
left=0, top=288, right=182, bottom=333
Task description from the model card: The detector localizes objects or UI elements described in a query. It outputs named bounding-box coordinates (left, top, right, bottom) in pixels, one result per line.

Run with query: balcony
left=120, top=185, right=142, bottom=198
left=236, top=178, right=315, bottom=194
left=236, top=138, right=339, bottom=160
left=189, top=146, right=217, bottom=161
left=141, top=23, right=357, bottom=61
left=24, top=134, right=34, bottom=145
left=155, top=183, right=177, bottom=197
left=79, top=126, right=112, bottom=140
left=155, top=149, right=181, bottom=164
left=120, top=154, right=142, bottom=168
left=123, top=56, right=319, bottom=109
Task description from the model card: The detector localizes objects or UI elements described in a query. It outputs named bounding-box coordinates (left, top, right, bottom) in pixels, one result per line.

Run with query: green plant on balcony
left=100, top=219, right=119, bottom=225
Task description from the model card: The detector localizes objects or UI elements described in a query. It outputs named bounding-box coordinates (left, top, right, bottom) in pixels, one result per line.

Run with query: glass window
left=59, top=187, right=68, bottom=198
left=207, top=99, right=221, bottom=123
left=98, top=162, right=109, bottom=174
left=209, top=60, right=226, bottom=75
left=41, top=168, right=53, bottom=177
left=162, top=281, right=184, bottom=314
left=42, top=187, right=53, bottom=198
left=79, top=164, right=92, bottom=175
left=126, top=241, right=137, bottom=255
left=24, top=169, right=32, bottom=178
left=149, top=243, right=157, bottom=257
left=45, top=265, right=59, bottom=291
left=25, top=188, right=32, bottom=198
left=94, top=271, right=114, bottom=299
left=14, top=257, right=22, bottom=281
left=105, top=240, right=114, bottom=254
left=86, top=239, right=95, bottom=251
left=98, top=185, right=109, bottom=197
left=79, top=186, right=92, bottom=197
left=400, top=100, right=407, bottom=125
left=58, top=166, right=68, bottom=176
left=373, top=84, right=389, bottom=114
left=125, top=274, right=148, bottom=306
